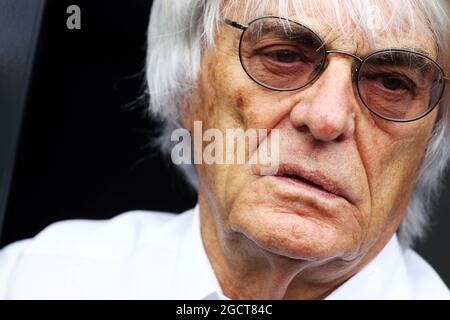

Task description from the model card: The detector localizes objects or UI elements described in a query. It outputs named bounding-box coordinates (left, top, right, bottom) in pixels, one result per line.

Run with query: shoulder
left=403, top=248, right=450, bottom=300
left=0, top=208, right=197, bottom=299
left=21, top=209, right=180, bottom=258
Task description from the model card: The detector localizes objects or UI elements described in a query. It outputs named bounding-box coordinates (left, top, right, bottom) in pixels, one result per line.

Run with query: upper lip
left=274, top=164, right=349, bottom=201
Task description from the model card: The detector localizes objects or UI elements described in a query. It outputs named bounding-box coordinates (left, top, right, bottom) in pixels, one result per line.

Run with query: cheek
left=192, top=54, right=253, bottom=132
left=191, top=57, right=255, bottom=219
left=356, top=117, right=434, bottom=231
left=199, top=46, right=292, bottom=133
left=192, top=52, right=286, bottom=202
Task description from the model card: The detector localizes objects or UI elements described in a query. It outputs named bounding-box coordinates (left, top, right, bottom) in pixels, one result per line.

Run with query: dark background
left=0, top=0, right=449, bottom=286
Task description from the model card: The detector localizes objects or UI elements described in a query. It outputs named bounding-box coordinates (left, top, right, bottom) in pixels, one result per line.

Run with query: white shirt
left=0, top=205, right=448, bottom=300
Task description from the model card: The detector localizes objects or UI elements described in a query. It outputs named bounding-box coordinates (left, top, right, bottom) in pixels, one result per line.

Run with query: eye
left=269, top=50, right=301, bottom=63
left=381, top=75, right=404, bottom=90
left=364, top=72, right=415, bottom=93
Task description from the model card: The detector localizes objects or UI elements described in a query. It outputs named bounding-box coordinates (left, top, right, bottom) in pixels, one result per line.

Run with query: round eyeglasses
left=221, top=16, right=449, bottom=123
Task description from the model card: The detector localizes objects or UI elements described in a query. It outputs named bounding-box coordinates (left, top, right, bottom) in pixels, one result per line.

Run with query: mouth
left=273, top=164, right=346, bottom=201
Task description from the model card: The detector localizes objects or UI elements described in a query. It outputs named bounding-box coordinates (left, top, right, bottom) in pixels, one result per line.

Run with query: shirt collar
left=325, top=234, right=413, bottom=300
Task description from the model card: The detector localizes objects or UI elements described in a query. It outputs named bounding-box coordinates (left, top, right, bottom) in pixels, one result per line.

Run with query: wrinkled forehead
left=222, top=0, right=439, bottom=58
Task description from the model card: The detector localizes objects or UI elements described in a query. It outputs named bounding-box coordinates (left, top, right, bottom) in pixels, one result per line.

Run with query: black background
left=1, top=0, right=449, bottom=287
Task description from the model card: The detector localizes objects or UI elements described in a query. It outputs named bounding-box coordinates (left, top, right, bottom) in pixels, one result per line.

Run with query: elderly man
left=1, top=0, right=450, bottom=300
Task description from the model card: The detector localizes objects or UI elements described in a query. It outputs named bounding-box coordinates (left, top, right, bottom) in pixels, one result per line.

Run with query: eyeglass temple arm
left=219, top=16, right=248, bottom=30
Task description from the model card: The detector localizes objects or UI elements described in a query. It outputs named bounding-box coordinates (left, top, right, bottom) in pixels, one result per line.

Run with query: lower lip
left=273, top=176, right=341, bottom=200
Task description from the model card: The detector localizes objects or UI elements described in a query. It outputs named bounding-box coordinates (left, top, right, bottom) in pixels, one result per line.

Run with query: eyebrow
left=366, top=51, right=434, bottom=72
left=246, top=21, right=324, bottom=46
left=392, top=47, right=436, bottom=60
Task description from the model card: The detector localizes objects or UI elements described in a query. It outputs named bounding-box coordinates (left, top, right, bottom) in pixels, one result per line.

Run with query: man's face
left=186, top=3, right=439, bottom=263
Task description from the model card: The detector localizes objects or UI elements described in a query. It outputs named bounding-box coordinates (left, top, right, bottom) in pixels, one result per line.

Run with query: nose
left=289, top=58, right=357, bottom=142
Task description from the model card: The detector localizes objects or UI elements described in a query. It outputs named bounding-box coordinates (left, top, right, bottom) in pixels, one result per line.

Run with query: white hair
left=146, top=0, right=450, bottom=247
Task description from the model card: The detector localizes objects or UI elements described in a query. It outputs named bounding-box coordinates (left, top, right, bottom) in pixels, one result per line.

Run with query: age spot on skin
left=232, top=91, right=247, bottom=127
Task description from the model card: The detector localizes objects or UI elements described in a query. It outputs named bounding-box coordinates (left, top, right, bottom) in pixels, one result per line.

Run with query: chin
left=228, top=203, right=362, bottom=261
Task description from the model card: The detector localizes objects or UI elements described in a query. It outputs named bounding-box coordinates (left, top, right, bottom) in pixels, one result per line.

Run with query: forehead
left=223, top=0, right=438, bottom=58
